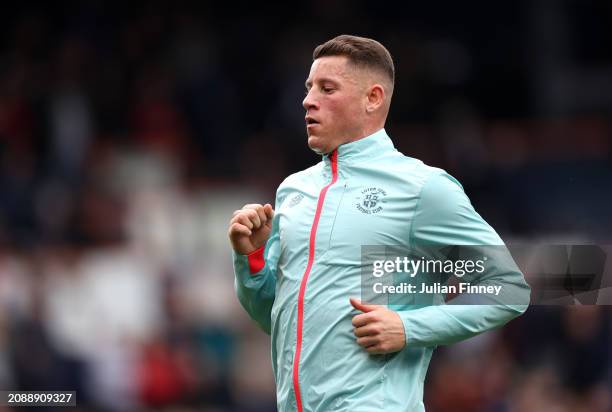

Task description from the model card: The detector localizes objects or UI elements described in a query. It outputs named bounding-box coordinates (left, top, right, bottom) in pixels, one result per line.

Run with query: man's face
left=303, top=56, right=367, bottom=154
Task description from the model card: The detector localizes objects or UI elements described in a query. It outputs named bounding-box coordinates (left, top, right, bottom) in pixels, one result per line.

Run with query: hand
left=228, top=203, right=274, bottom=255
left=350, top=298, right=406, bottom=354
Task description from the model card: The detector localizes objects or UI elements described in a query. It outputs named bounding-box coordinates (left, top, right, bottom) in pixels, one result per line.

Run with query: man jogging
left=229, top=35, right=530, bottom=412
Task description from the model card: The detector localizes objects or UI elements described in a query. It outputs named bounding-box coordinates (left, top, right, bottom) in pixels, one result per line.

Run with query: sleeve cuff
left=247, top=246, right=266, bottom=274
left=397, top=308, right=437, bottom=348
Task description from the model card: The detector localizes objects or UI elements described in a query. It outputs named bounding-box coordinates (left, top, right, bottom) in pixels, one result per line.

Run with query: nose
left=303, top=89, right=318, bottom=111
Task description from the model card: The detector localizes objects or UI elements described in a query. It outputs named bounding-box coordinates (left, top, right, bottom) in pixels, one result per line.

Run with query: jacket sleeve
left=233, top=195, right=282, bottom=335
left=396, top=172, right=531, bottom=347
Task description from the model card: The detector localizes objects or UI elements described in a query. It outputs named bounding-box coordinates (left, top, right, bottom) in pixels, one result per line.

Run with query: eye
left=322, top=87, right=334, bottom=94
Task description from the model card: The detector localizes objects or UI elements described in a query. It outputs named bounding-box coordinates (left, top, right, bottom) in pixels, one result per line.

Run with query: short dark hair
left=313, top=35, right=395, bottom=87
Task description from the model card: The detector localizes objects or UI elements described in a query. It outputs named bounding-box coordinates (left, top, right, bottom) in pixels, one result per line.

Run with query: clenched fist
left=228, top=203, right=275, bottom=255
left=350, top=298, right=406, bottom=354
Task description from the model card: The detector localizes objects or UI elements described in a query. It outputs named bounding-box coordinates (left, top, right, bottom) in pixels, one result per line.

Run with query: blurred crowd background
left=0, top=1, right=611, bottom=411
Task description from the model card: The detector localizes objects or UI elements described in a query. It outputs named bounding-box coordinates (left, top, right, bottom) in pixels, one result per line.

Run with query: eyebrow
left=305, top=77, right=339, bottom=89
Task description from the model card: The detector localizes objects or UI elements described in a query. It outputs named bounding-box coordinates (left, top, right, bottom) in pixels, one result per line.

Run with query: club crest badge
left=355, top=187, right=387, bottom=214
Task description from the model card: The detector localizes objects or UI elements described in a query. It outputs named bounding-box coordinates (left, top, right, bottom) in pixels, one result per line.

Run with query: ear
left=365, top=84, right=385, bottom=113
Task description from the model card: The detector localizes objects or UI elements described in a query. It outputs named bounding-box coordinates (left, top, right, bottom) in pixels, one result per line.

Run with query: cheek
left=325, top=96, right=358, bottom=122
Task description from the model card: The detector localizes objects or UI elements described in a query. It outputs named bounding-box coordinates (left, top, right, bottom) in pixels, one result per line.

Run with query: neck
left=344, top=121, right=385, bottom=145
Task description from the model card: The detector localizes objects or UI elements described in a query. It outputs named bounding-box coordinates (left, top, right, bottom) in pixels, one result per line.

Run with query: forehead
left=306, top=55, right=356, bottom=83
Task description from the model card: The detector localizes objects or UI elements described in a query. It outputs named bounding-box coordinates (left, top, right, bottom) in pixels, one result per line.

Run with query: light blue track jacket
left=233, top=129, right=530, bottom=412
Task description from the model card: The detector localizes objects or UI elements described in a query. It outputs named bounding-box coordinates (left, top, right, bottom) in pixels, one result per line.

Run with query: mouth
left=305, top=116, right=320, bottom=128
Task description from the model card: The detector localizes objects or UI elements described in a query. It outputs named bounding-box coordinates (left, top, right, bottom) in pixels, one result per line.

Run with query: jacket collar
left=323, top=128, right=395, bottom=166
